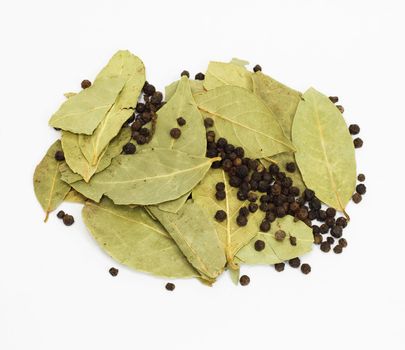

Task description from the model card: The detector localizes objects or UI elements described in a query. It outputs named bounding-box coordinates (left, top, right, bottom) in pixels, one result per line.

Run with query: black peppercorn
left=63, top=214, right=74, bottom=226
left=177, top=117, right=186, bottom=126
left=235, top=165, right=249, bottom=179
left=234, top=147, right=245, bottom=158
left=352, top=193, right=362, bottom=203
left=356, top=184, right=366, bottom=195
left=122, top=143, right=136, bottom=155
left=325, top=217, right=336, bottom=227
left=327, top=237, right=335, bottom=245
left=143, top=83, right=156, bottom=96
left=236, top=215, right=248, bottom=227
left=331, top=225, right=343, bottom=238
left=195, top=72, right=205, bottom=80
left=274, top=263, right=285, bottom=272
left=286, top=162, right=296, bottom=173
left=275, top=230, right=286, bottom=241
left=308, top=210, right=317, bottom=220
left=326, top=207, right=336, bottom=218
left=222, top=159, right=233, bottom=172
left=304, top=189, right=315, bottom=201
left=312, top=225, right=320, bottom=234
left=206, top=130, right=216, bottom=143
left=349, top=124, right=360, bottom=135
left=266, top=212, right=276, bottom=222
left=151, top=91, right=163, bottom=105
left=81, top=79, right=91, bottom=89
left=290, top=202, right=300, bottom=213
left=289, top=187, right=300, bottom=197
left=135, top=102, right=145, bottom=113
left=314, top=234, right=323, bottom=245
left=297, top=207, right=308, bottom=220
left=289, top=257, right=301, bottom=268
left=165, top=282, right=175, bottom=291
left=317, top=210, right=327, bottom=221
left=247, top=192, right=257, bottom=202
left=269, top=164, right=280, bottom=175
left=310, top=198, right=322, bottom=210
left=180, top=70, right=190, bottom=78
left=131, top=120, right=142, bottom=132
left=357, top=173, right=366, bottom=182
left=215, top=182, right=225, bottom=191
left=170, top=128, right=181, bottom=139
left=216, top=137, right=227, bottom=148
left=109, top=267, right=119, bottom=276
left=239, top=207, right=249, bottom=217
left=320, top=224, right=329, bottom=234
left=248, top=203, right=258, bottom=213
left=336, top=217, right=348, bottom=228
left=338, top=238, right=348, bottom=248
left=353, top=138, right=363, bottom=148
left=260, top=220, right=271, bottom=232
left=320, top=242, right=331, bottom=252
left=253, top=64, right=262, bottom=72
left=215, top=210, right=227, bottom=222
left=254, top=240, right=265, bottom=251
left=301, top=263, right=311, bottom=274
left=289, top=236, right=297, bottom=246
left=333, top=245, right=343, bottom=254
left=259, top=202, right=269, bottom=212
left=233, top=158, right=242, bottom=167
left=57, top=210, right=65, bottom=219
left=229, top=176, right=242, bottom=188
left=206, top=149, right=218, bottom=158
left=239, top=275, right=250, bottom=286
left=215, top=191, right=226, bottom=201
left=336, top=105, right=344, bottom=113
left=141, top=111, right=152, bottom=123
left=54, top=150, right=65, bottom=161
left=329, top=96, right=339, bottom=103
left=276, top=206, right=286, bottom=218
left=134, top=134, right=147, bottom=145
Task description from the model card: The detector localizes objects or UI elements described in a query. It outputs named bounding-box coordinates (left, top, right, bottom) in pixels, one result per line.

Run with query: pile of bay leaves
left=34, top=50, right=357, bottom=285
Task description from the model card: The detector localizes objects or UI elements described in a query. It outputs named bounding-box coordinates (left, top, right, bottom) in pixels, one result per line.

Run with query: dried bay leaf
left=236, top=216, right=313, bottom=264
left=60, top=127, right=131, bottom=184
left=63, top=92, right=77, bottom=99
left=33, top=140, right=71, bottom=221
left=165, top=79, right=205, bottom=101
left=204, top=61, right=253, bottom=91
left=79, top=51, right=145, bottom=165
left=64, top=189, right=87, bottom=204
left=82, top=199, right=198, bottom=278
left=193, top=169, right=262, bottom=269
left=49, top=77, right=126, bottom=134
left=71, top=148, right=216, bottom=205
left=194, top=86, right=295, bottom=158
left=149, top=200, right=226, bottom=280
left=292, top=88, right=356, bottom=215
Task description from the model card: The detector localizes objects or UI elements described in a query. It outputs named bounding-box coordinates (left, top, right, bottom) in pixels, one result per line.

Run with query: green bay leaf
left=33, top=140, right=71, bottom=221
left=82, top=199, right=197, bottom=278
left=71, top=148, right=216, bottom=205
left=48, top=76, right=126, bottom=134
left=236, top=216, right=313, bottom=264
left=194, top=86, right=295, bottom=158
left=149, top=200, right=226, bottom=280
left=292, top=88, right=356, bottom=215
left=204, top=61, right=253, bottom=91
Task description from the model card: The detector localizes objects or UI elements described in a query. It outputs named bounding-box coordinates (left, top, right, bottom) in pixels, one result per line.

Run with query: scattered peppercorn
left=336, top=105, right=344, bottom=113
left=236, top=215, right=248, bottom=227
left=215, top=191, right=226, bottom=201
left=329, top=96, right=339, bottom=103
left=215, top=210, right=227, bottom=222
left=253, top=64, right=262, bottom=72
left=274, top=263, right=285, bottom=272
left=215, top=182, right=225, bottom=191
left=165, top=282, right=175, bottom=291
left=122, top=143, right=136, bottom=154
left=327, top=237, right=335, bottom=245
left=352, top=193, right=362, bottom=204
left=331, top=225, right=343, bottom=238
left=254, top=240, right=265, bottom=251
left=325, top=217, right=336, bottom=228
left=81, top=79, right=92, bottom=89
left=349, top=124, right=360, bottom=135
left=62, top=214, right=74, bottom=226
left=320, top=224, right=329, bottom=234
left=135, top=103, right=145, bottom=113
left=239, top=207, right=249, bottom=217
left=249, top=203, right=259, bottom=213
left=286, top=162, right=296, bottom=173
left=289, top=236, right=297, bottom=246
left=177, top=117, right=186, bottom=126
left=170, top=128, right=181, bottom=139
left=301, top=263, right=311, bottom=274
left=195, top=72, right=205, bottom=80
left=180, top=70, right=190, bottom=78
left=289, top=257, right=301, bottom=268
left=269, top=164, right=280, bottom=175
left=326, top=207, right=336, bottom=218
left=333, top=245, right=343, bottom=254
left=353, top=138, right=363, bottom=148
left=357, top=173, right=366, bottom=182
left=275, top=230, right=286, bottom=241
left=336, top=217, right=348, bottom=228
left=260, top=220, right=271, bottom=232
left=239, top=275, right=250, bottom=286
left=109, top=267, right=119, bottom=276
left=54, top=150, right=65, bottom=161
left=356, top=184, right=367, bottom=195
left=320, top=242, right=331, bottom=252
left=206, top=130, right=216, bottom=143
left=57, top=210, right=65, bottom=219
left=143, top=83, right=156, bottom=96
left=313, top=234, right=323, bottom=244
left=151, top=92, right=163, bottom=105
left=338, top=238, right=348, bottom=248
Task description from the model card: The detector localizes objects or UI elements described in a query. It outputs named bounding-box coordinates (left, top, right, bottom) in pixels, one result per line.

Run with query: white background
left=0, top=0, right=404, bottom=349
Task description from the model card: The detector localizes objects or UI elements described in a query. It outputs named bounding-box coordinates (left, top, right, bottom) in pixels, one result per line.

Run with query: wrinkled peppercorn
left=339, top=238, right=348, bottom=248
left=206, top=149, right=218, bottom=158
left=236, top=215, right=247, bottom=226
left=331, top=225, right=343, bottom=238
left=336, top=217, right=348, bottom=228
left=177, top=117, right=186, bottom=126
left=312, top=225, right=320, bottom=234
left=314, top=234, right=323, bottom=244
left=170, top=128, right=181, bottom=139
left=289, top=236, right=297, bottom=246
left=326, top=207, right=336, bottom=218
left=304, top=189, right=315, bottom=201
left=233, top=158, right=242, bottom=167
left=229, top=176, right=242, bottom=188
left=320, top=224, right=329, bottom=234
left=260, top=220, right=271, bottom=232
left=297, top=207, right=308, bottom=220
left=134, top=134, right=147, bottom=145
left=356, top=184, right=366, bottom=195
left=320, top=242, right=331, bottom=252
left=336, top=105, right=344, bottom=113
left=289, top=257, right=301, bottom=268
left=215, top=182, right=225, bottom=191
left=135, top=103, right=145, bottom=113
left=286, top=162, right=296, bottom=173
left=349, top=124, right=360, bottom=135
left=206, top=130, right=216, bottom=143
left=239, top=275, right=250, bottom=286
left=239, top=207, right=249, bottom=217
left=357, top=173, right=366, bottom=182
left=63, top=214, right=74, bottom=226
left=143, top=83, right=156, bottom=96
left=352, top=193, right=362, bottom=203
left=249, top=203, right=259, bottom=213
left=325, top=217, right=335, bottom=227
left=327, top=237, right=335, bottom=245
left=301, top=263, right=311, bottom=274
left=180, top=70, right=190, bottom=78
left=122, top=143, right=136, bottom=155
left=275, top=230, right=286, bottom=241
left=333, top=245, right=343, bottom=254
left=269, top=164, right=280, bottom=175
left=215, top=210, right=227, bottom=222
left=216, top=137, right=227, bottom=148
left=329, top=96, right=339, bottom=103
left=109, top=267, right=119, bottom=276
left=195, top=72, right=205, bottom=80
left=151, top=92, right=163, bottom=105
left=81, top=79, right=92, bottom=89
left=215, top=191, right=226, bottom=201
left=253, top=64, right=262, bottom=72
left=254, top=240, right=265, bottom=251
left=165, top=282, right=175, bottom=291
left=54, top=150, right=65, bottom=161
left=353, top=138, right=363, bottom=148
left=57, top=210, right=65, bottom=219
left=274, top=263, right=285, bottom=272
left=131, top=120, right=142, bottom=131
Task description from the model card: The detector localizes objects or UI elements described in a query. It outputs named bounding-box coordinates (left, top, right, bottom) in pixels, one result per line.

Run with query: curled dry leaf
left=82, top=198, right=198, bottom=278
left=236, top=216, right=313, bottom=264
left=33, top=140, right=71, bottom=221
left=292, top=88, right=356, bottom=216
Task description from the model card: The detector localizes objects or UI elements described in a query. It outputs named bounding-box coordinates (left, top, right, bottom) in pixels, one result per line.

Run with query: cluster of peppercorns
left=56, top=210, right=74, bottom=226
left=122, top=82, right=165, bottom=155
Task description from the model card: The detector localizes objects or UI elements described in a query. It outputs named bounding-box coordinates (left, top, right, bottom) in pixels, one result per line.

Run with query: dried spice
left=239, top=275, right=250, bottom=286
left=165, top=282, right=175, bottom=291
left=109, top=267, right=119, bottom=276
